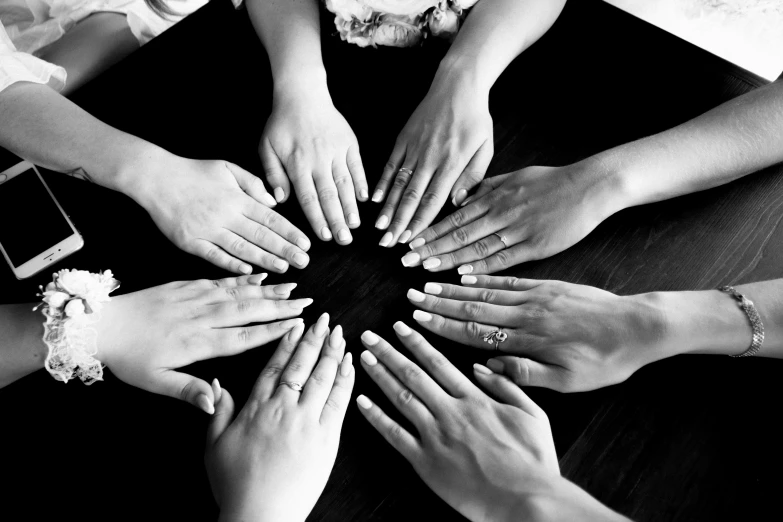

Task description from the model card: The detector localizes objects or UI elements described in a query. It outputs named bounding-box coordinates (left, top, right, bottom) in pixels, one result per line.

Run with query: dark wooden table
left=2, top=1, right=781, bottom=520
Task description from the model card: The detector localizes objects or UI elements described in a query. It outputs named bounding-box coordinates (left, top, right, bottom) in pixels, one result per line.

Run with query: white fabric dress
left=0, top=0, right=208, bottom=93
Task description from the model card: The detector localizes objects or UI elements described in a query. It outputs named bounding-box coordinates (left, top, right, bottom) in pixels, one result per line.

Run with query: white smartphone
left=0, top=161, right=84, bottom=279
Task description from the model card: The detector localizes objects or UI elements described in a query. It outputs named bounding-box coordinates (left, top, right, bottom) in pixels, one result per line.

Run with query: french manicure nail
left=424, top=283, right=442, bottom=295
left=376, top=215, right=389, bottom=229
left=314, top=313, right=330, bottom=336
left=473, top=363, right=493, bottom=375
left=451, top=196, right=458, bottom=207
left=321, top=227, right=333, bottom=240
left=340, top=352, right=353, bottom=376
left=280, top=318, right=305, bottom=329
left=357, top=394, right=373, bottom=409
left=393, top=321, right=412, bottom=336
left=360, top=189, right=369, bottom=201
left=413, top=310, right=432, bottom=322
left=196, top=394, right=214, bottom=415
left=407, top=288, right=426, bottom=302
left=273, top=258, right=288, bottom=271
left=240, top=264, right=252, bottom=275
left=454, top=188, right=468, bottom=206
left=338, top=229, right=352, bottom=242
left=274, top=282, right=297, bottom=295
left=291, top=298, right=314, bottom=308
left=461, top=196, right=474, bottom=207
left=211, top=378, right=222, bottom=402
left=461, top=275, right=477, bottom=285
left=458, top=264, right=474, bottom=275
left=372, top=190, right=383, bottom=203
left=399, top=230, right=412, bottom=244
left=262, top=193, right=277, bottom=207
left=296, top=237, right=310, bottom=251
left=379, top=232, right=393, bottom=247
left=361, top=330, right=380, bottom=346
left=248, top=273, right=267, bottom=285
left=423, top=258, right=441, bottom=270
left=274, top=187, right=285, bottom=202
left=361, top=350, right=378, bottom=366
left=487, top=359, right=504, bottom=373
left=401, top=252, right=420, bottom=267
left=347, top=213, right=360, bottom=227
left=288, top=322, right=305, bottom=343
left=293, top=253, right=309, bottom=267
left=331, top=325, right=343, bottom=345
left=409, top=237, right=425, bottom=250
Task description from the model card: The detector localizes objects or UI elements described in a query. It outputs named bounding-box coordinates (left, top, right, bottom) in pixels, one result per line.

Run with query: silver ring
left=493, top=233, right=508, bottom=248
left=398, top=167, right=414, bottom=176
left=278, top=381, right=304, bottom=392
left=482, top=329, right=508, bottom=351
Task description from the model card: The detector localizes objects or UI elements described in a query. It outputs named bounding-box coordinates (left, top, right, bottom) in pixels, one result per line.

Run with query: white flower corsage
left=34, top=269, right=120, bottom=385
left=325, top=0, right=480, bottom=48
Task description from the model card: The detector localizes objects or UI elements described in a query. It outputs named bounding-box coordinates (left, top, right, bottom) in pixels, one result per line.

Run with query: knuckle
left=426, top=353, right=449, bottom=371
left=473, top=240, right=490, bottom=258
left=504, top=277, right=521, bottom=290
left=462, top=301, right=484, bottom=319
left=396, top=388, right=414, bottom=407
left=420, top=191, right=440, bottom=206
left=236, top=300, right=253, bottom=313
left=465, top=321, right=482, bottom=339
left=309, top=371, right=330, bottom=387
left=209, top=278, right=222, bottom=289
left=205, top=248, right=223, bottom=264
left=286, top=360, right=305, bottom=374
left=317, top=187, right=339, bottom=202
left=448, top=212, right=465, bottom=229
left=334, top=173, right=352, bottom=187
left=401, top=187, right=421, bottom=203
left=299, top=191, right=319, bottom=206
left=479, top=289, right=497, bottom=302
left=494, top=250, right=512, bottom=267
left=231, top=237, right=247, bottom=255
left=324, top=397, right=342, bottom=412
left=400, top=364, right=423, bottom=384
left=252, top=226, right=268, bottom=244
left=450, top=227, right=470, bottom=246
left=236, top=327, right=251, bottom=344
left=388, top=423, right=406, bottom=443
left=224, top=287, right=241, bottom=300
left=384, top=160, right=399, bottom=173
left=179, top=380, right=195, bottom=402
left=261, top=364, right=285, bottom=379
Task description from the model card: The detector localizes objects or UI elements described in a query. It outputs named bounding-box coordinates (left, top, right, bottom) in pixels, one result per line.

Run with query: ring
left=493, top=233, right=508, bottom=248
left=482, top=329, right=508, bottom=351
left=398, top=167, right=414, bottom=176
left=278, top=381, right=304, bottom=392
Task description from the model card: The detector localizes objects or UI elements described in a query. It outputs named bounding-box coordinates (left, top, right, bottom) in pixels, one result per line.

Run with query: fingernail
left=401, top=252, right=420, bottom=267
left=273, top=258, right=288, bottom=271
left=379, top=232, right=393, bottom=247
left=274, top=187, right=285, bottom=202
left=361, top=350, right=378, bottom=366
left=280, top=318, right=305, bottom=329
left=357, top=394, right=373, bottom=409
left=451, top=196, right=458, bottom=207
left=453, top=188, right=468, bottom=206
left=458, top=264, right=474, bottom=275
left=347, top=213, right=360, bottom=227
left=424, top=283, right=442, bottom=295
left=360, top=189, right=369, bottom=201
left=393, top=321, right=412, bottom=336
left=372, top=190, right=383, bottom=203
left=409, top=237, right=426, bottom=250
left=314, top=312, right=330, bottom=336
left=361, top=330, right=380, bottom=346
left=407, top=288, right=426, bottom=302
left=248, top=273, right=267, bottom=285
left=340, top=352, right=353, bottom=376
left=274, top=282, right=297, bottom=295
left=338, top=229, right=352, bottom=243
left=487, top=359, right=504, bottom=373
left=473, top=363, right=493, bottom=375
left=288, top=321, right=305, bottom=343
left=413, top=310, right=432, bottom=322
left=293, top=252, right=309, bottom=267
left=196, top=394, right=214, bottom=415
left=296, top=237, right=311, bottom=251
left=321, top=227, right=333, bottom=240
left=240, top=264, right=252, bottom=275
left=461, top=275, right=477, bottom=285
left=375, top=215, right=389, bottom=230
left=423, top=258, right=441, bottom=270
left=399, top=230, right=412, bottom=244
left=291, top=298, right=314, bottom=309
left=461, top=196, right=474, bottom=207
left=331, top=324, right=343, bottom=345
left=262, top=193, right=277, bottom=207
left=211, top=378, right=222, bottom=402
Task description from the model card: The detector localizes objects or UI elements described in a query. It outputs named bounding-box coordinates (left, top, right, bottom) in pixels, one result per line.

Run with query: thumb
left=259, top=138, right=291, bottom=204
left=156, top=370, right=215, bottom=414
left=460, top=171, right=509, bottom=208
left=451, top=140, right=493, bottom=206
left=473, top=363, right=546, bottom=419
left=225, top=161, right=277, bottom=208
left=206, top=384, right=235, bottom=447
left=487, top=356, right=567, bottom=392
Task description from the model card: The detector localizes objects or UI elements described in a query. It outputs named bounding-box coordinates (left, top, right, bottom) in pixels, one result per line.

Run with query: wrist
left=432, top=56, right=492, bottom=101
left=272, top=66, right=330, bottom=102
left=110, top=141, right=175, bottom=203
left=513, top=477, right=630, bottom=522
left=567, top=155, right=632, bottom=222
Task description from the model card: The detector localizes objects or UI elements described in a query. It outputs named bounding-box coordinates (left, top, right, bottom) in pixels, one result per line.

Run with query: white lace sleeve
left=0, top=24, right=66, bottom=94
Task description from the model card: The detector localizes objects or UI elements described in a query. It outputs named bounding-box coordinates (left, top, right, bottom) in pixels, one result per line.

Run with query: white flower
left=64, top=299, right=86, bottom=318
left=451, top=0, right=479, bottom=10
left=45, top=282, right=57, bottom=292
left=373, top=14, right=424, bottom=47
left=57, top=269, right=97, bottom=297
left=44, top=291, right=70, bottom=309
left=428, top=7, right=459, bottom=39
left=364, top=0, right=439, bottom=16
left=334, top=15, right=375, bottom=47
left=325, top=0, right=373, bottom=21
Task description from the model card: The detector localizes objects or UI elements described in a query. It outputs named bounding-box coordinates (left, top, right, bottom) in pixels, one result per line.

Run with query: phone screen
left=0, top=168, right=75, bottom=267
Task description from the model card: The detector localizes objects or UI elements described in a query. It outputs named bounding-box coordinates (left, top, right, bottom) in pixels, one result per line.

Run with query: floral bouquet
left=325, top=0, right=480, bottom=48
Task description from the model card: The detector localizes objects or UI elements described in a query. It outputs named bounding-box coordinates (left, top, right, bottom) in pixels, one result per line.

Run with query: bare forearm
left=0, top=304, right=47, bottom=388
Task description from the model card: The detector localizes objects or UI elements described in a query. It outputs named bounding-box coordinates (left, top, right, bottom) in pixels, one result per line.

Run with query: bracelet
left=718, top=285, right=764, bottom=358
left=34, top=269, right=120, bottom=384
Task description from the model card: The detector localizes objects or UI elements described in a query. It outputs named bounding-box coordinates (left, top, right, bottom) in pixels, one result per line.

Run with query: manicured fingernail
left=393, top=321, right=412, bottom=336
left=293, top=252, right=309, bottom=267
left=331, top=324, right=343, bottom=345
left=288, top=322, right=305, bottom=343
left=473, top=363, right=493, bottom=375
left=291, top=298, right=314, bottom=309
left=413, top=310, right=432, bottom=322
left=314, top=312, right=330, bottom=336
left=261, top=193, right=277, bottom=207
left=340, top=352, right=353, bottom=376
left=360, top=189, right=369, bottom=201
left=461, top=196, right=474, bottom=207
left=372, top=190, right=383, bottom=203
left=240, top=264, right=252, bottom=275
left=273, top=258, right=288, bottom=271
left=296, top=237, right=310, bottom=251
left=423, top=258, right=441, bottom=270
left=376, top=215, right=389, bottom=229
left=196, top=394, right=214, bottom=415
left=399, top=230, right=412, bottom=244
left=347, top=213, right=360, bottom=227
left=280, top=317, right=305, bottom=328
left=338, top=229, right=352, bottom=242
left=361, top=330, right=380, bottom=346
left=361, top=350, right=378, bottom=366
left=461, top=275, right=477, bottom=285
left=424, top=283, right=442, bottom=295
left=401, top=252, right=420, bottom=267
left=379, top=232, right=393, bottom=247
left=274, top=282, right=297, bottom=295
left=409, top=237, right=425, bottom=250
left=458, top=264, right=474, bottom=275
left=487, top=359, right=504, bottom=373
left=407, top=288, right=426, bottom=302
left=248, top=273, right=267, bottom=285
left=211, top=378, right=222, bottom=402
left=321, top=227, right=333, bottom=240
left=453, top=188, right=468, bottom=206
left=274, top=187, right=285, bottom=202
left=357, top=394, right=372, bottom=409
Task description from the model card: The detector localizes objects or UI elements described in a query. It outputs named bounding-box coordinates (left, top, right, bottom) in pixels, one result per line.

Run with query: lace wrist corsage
left=34, top=269, right=120, bottom=385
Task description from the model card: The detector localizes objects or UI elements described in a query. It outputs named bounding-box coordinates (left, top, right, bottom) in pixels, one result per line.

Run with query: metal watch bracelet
left=718, top=285, right=765, bottom=358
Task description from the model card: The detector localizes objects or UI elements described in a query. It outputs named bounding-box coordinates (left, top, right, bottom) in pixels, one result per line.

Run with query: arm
left=0, top=304, right=47, bottom=388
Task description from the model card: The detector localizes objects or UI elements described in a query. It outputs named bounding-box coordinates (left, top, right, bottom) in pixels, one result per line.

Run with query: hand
left=405, top=275, right=673, bottom=393
left=401, top=162, right=625, bottom=274
left=95, top=273, right=312, bottom=413
left=260, top=85, right=368, bottom=245
left=205, top=313, right=354, bottom=522
left=129, top=152, right=311, bottom=275
left=373, top=71, right=493, bottom=248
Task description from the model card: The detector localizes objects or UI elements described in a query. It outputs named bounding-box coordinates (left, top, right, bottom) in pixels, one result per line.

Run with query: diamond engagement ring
left=493, top=233, right=508, bottom=248
left=482, top=330, right=508, bottom=350
left=279, top=381, right=304, bottom=392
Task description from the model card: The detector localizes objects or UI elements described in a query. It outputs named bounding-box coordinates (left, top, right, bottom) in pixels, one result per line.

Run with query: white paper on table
left=604, top=0, right=783, bottom=81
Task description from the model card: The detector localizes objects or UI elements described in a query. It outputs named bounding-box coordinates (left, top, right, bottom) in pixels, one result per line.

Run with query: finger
left=276, top=312, right=331, bottom=402
left=403, top=199, right=490, bottom=258
left=259, top=138, right=291, bottom=204
left=204, top=282, right=300, bottom=303
left=450, top=140, right=493, bottom=207
left=401, top=217, right=503, bottom=272
left=313, top=167, right=351, bottom=244
left=234, top=218, right=309, bottom=270
left=486, top=356, right=571, bottom=393
left=376, top=156, right=416, bottom=245
left=190, top=239, right=252, bottom=275
left=356, top=394, right=422, bottom=462
left=418, top=281, right=528, bottom=306
left=347, top=144, right=369, bottom=202
left=373, top=139, right=407, bottom=203
left=225, top=161, right=277, bottom=207
left=333, top=158, right=361, bottom=232
left=459, top=275, right=545, bottom=291
left=243, top=202, right=311, bottom=253
left=433, top=232, right=514, bottom=273
left=301, top=324, right=346, bottom=409
left=213, top=318, right=305, bottom=357
left=153, top=370, right=215, bottom=414
left=251, top=321, right=305, bottom=402
left=290, top=161, right=332, bottom=241
left=206, top=381, right=235, bottom=447
left=195, top=273, right=268, bottom=289
left=405, top=289, right=518, bottom=327
left=392, top=321, right=476, bottom=398
left=207, top=297, right=312, bottom=327
left=472, top=364, right=547, bottom=418
left=214, top=230, right=289, bottom=274
left=400, top=176, right=454, bottom=244
left=411, top=310, right=504, bottom=351
left=459, top=243, right=540, bottom=276
left=320, top=352, right=355, bottom=427
left=360, top=330, right=450, bottom=410
left=462, top=173, right=510, bottom=207
left=380, top=159, right=433, bottom=247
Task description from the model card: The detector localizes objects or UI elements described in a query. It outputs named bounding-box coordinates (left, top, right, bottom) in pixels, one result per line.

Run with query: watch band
left=718, top=285, right=765, bottom=358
